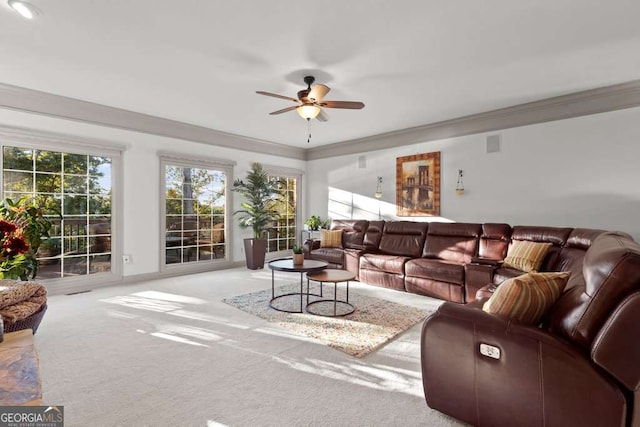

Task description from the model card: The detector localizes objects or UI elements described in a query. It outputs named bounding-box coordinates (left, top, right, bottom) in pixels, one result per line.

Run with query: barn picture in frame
left=396, top=151, right=441, bottom=216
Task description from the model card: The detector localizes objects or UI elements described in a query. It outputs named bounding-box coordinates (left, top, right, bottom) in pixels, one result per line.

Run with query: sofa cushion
left=360, top=253, right=410, bottom=275
left=478, top=223, right=512, bottom=260
left=405, top=258, right=465, bottom=285
left=331, top=219, right=369, bottom=249
left=503, top=240, right=553, bottom=272
left=308, top=248, right=344, bottom=266
left=378, top=221, right=428, bottom=258
left=482, top=272, right=571, bottom=325
left=493, top=266, right=524, bottom=284
left=422, top=222, right=482, bottom=263
left=320, top=229, right=343, bottom=249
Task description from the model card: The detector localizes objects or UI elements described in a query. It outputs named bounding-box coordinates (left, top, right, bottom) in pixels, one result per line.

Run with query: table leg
left=271, top=268, right=275, bottom=299
left=334, top=282, right=337, bottom=316
left=300, top=272, right=304, bottom=313
left=346, top=281, right=349, bottom=303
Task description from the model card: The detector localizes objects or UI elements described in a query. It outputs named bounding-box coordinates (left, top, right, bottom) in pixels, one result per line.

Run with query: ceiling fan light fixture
left=7, top=0, right=40, bottom=19
left=296, top=104, right=320, bottom=120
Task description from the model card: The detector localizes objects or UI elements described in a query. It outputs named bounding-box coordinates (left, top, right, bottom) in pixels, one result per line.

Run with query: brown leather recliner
left=303, top=219, right=369, bottom=279
left=420, top=231, right=640, bottom=427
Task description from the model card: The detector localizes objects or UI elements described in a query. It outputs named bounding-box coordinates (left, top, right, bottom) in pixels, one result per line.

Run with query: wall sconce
left=456, top=169, right=464, bottom=195
left=374, top=176, right=383, bottom=199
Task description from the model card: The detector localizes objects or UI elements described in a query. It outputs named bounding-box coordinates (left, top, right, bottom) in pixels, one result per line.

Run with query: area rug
left=223, top=283, right=433, bottom=357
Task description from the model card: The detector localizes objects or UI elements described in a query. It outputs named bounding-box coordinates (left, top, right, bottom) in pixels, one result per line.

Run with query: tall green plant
left=232, top=162, right=284, bottom=239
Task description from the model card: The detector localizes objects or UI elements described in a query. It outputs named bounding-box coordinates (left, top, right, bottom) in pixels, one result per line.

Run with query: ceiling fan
left=256, top=75, right=365, bottom=122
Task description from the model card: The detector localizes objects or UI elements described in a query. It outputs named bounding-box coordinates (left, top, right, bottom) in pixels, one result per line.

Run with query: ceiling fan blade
left=316, top=108, right=329, bottom=122
left=319, top=100, right=365, bottom=109
left=256, top=91, right=299, bottom=103
left=309, top=84, right=330, bottom=102
left=269, top=105, right=298, bottom=115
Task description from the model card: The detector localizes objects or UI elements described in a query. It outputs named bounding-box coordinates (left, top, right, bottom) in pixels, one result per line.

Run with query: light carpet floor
left=35, top=267, right=466, bottom=427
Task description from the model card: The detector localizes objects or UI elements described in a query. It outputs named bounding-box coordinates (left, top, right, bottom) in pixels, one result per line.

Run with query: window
left=2, top=145, right=114, bottom=280
left=161, top=154, right=234, bottom=270
left=264, top=167, right=302, bottom=254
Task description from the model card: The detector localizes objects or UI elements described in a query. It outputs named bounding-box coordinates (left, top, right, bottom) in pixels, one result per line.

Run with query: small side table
left=268, top=258, right=328, bottom=313
left=306, top=269, right=356, bottom=317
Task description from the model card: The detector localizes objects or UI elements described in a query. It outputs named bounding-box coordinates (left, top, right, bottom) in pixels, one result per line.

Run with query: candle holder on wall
left=374, top=176, right=383, bottom=199
left=456, top=169, right=465, bottom=195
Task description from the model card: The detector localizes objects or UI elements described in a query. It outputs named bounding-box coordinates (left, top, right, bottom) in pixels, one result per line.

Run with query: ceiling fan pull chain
left=307, top=118, right=312, bottom=143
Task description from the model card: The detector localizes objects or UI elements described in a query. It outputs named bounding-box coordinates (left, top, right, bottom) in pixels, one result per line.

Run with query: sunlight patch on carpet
left=222, top=284, right=433, bottom=357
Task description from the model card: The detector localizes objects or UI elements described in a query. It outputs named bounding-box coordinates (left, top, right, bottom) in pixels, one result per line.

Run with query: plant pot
left=292, top=253, right=304, bottom=265
left=243, top=238, right=267, bottom=270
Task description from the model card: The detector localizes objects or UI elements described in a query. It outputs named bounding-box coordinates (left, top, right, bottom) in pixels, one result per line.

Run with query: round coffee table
left=268, top=258, right=328, bottom=313
left=306, top=269, right=356, bottom=317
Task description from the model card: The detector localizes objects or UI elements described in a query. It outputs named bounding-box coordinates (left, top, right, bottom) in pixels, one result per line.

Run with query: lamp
left=456, top=169, right=464, bottom=195
left=374, top=176, right=383, bottom=199
left=296, top=104, right=320, bottom=120
left=7, top=0, right=40, bottom=19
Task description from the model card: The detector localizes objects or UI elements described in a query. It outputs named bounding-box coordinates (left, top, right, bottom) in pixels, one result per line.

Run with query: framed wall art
left=396, top=151, right=440, bottom=216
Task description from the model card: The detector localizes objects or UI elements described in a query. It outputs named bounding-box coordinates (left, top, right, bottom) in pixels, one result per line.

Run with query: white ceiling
left=1, top=1, right=640, bottom=149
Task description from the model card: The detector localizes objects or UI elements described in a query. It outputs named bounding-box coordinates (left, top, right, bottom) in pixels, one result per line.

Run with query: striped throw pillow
left=503, top=240, right=553, bottom=272
left=320, top=229, right=343, bottom=249
left=482, top=272, right=571, bottom=325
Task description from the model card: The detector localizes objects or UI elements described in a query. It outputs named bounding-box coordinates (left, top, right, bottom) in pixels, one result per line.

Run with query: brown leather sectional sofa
left=306, top=219, right=640, bottom=426
left=304, top=219, right=604, bottom=304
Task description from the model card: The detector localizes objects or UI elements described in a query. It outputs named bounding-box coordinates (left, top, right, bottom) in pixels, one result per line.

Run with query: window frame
left=262, top=164, right=303, bottom=259
left=0, top=125, right=123, bottom=294
left=159, top=152, right=235, bottom=274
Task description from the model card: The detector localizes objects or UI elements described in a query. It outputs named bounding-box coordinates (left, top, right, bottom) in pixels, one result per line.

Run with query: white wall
left=307, top=106, right=640, bottom=241
left=0, top=109, right=306, bottom=277
left=2, top=104, right=639, bottom=282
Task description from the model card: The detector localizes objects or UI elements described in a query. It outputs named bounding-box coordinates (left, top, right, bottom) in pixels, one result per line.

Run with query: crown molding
left=2, top=79, right=640, bottom=162
left=0, top=82, right=306, bottom=160
left=305, top=79, right=640, bottom=160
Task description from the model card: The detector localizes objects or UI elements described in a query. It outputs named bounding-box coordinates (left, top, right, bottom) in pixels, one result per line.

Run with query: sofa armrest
left=303, top=239, right=320, bottom=254
left=592, top=291, right=640, bottom=391
left=421, top=303, right=627, bottom=426
left=470, top=257, right=503, bottom=266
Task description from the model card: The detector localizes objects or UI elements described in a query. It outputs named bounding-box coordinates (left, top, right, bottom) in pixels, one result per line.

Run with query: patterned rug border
left=223, top=283, right=433, bottom=357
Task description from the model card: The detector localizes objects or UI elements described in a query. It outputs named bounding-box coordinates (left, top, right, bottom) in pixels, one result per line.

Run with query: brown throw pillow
left=503, top=240, right=553, bottom=272
left=320, top=229, right=343, bottom=249
left=482, top=271, right=571, bottom=325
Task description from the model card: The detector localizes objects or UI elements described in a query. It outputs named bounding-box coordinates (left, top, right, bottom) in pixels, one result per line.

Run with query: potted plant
left=0, top=197, right=53, bottom=280
left=304, top=215, right=323, bottom=231
left=292, top=244, right=304, bottom=265
left=232, top=162, right=284, bottom=269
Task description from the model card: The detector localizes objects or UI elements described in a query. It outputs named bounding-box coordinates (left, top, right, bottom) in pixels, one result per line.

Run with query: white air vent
left=358, top=155, right=366, bottom=168
left=486, top=134, right=501, bottom=154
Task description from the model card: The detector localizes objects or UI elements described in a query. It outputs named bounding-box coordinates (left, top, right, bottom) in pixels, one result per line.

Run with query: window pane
left=36, top=173, right=62, bottom=193
left=63, top=256, right=88, bottom=276
left=64, top=195, right=87, bottom=215
left=2, top=145, right=113, bottom=280
left=64, top=153, right=87, bottom=175
left=35, top=150, right=62, bottom=173
left=4, top=147, right=33, bottom=171
left=64, top=175, right=88, bottom=194
left=266, top=174, right=298, bottom=253
left=3, top=171, right=32, bottom=192
left=163, top=163, right=228, bottom=266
